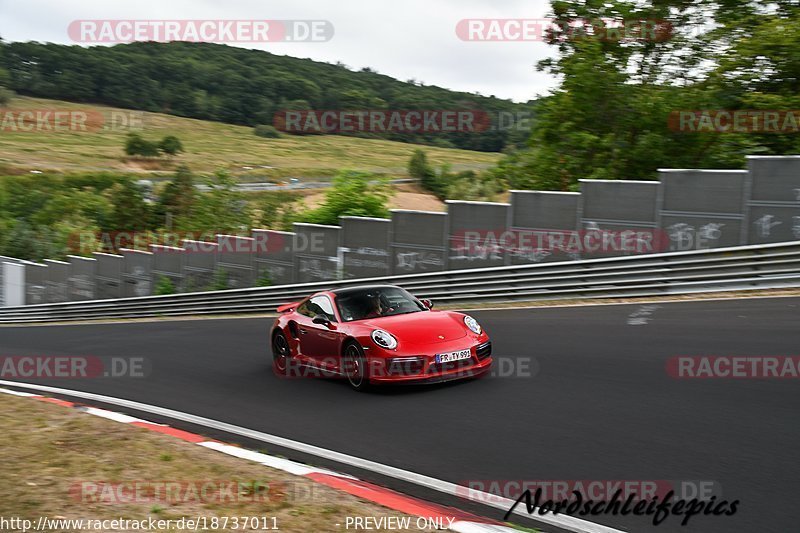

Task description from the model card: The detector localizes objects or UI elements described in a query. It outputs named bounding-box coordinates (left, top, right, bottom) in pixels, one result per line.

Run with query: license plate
left=435, top=349, right=472, bottom=363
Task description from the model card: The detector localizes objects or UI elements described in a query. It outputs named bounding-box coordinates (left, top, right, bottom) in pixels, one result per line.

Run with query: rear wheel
left=343, top=342, right=370, bottom=392
left=272, top=331, right=291, bottom=376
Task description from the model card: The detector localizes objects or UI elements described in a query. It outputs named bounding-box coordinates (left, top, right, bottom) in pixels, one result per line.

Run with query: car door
left=295, top=295, right=341, bottom=369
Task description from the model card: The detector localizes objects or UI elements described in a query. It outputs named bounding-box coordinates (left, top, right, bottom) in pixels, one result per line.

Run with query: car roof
left=328, top=284, right=400, bottom=296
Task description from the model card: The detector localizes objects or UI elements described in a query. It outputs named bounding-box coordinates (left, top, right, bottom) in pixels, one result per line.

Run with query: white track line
left=0, top=380, right=623, bottom=533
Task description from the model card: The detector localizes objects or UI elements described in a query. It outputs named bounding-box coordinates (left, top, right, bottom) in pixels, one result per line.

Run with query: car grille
left=386, top=357, right=426, bottom=376
left=476, top=341, right=492, bottom=360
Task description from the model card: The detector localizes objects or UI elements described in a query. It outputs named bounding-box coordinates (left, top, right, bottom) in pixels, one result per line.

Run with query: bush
left=408, top=149, right=434, bottom=181
left=256, top=270, right=272, bottom=287
left=408, top=149, right=450, bottom=198
left=159, top=135, right=184, bottom=156
left=254, top=125, right=281, bottom=138
left=154, top=275, right=176, bottom=295
left=207, top=268, right=230, bottom=291
left=446, top=171, right=506, bottom=201
left=301, top=170, right=393, bottom=225
left=125, top=134, right=183, bottom=157
left=125, top=133, right=160, bottom=157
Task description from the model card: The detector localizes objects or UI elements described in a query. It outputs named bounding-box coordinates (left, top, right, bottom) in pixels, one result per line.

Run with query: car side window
left=296, top=300, right=313, bottom=318
left=300, top=296, right=337, bottom=322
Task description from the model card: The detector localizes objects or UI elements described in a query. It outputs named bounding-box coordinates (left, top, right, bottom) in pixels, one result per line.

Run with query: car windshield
left=335, top=287, right=427, bottom=322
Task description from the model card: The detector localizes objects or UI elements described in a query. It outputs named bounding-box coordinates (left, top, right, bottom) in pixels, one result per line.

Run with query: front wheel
left=343, top=342, right=370, bottom=392
left=272, top=331, right=291, bottom=376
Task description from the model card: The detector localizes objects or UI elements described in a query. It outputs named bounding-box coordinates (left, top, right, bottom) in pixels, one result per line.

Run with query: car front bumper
left=367, top=339, right=493, bottom=384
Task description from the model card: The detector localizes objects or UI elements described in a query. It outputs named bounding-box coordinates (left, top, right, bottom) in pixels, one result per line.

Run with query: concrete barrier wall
left=657, top=170, right=748, bottom=251
left=182, top=240, right=218, bottom=291
left=508, top=191, right=580, bottom=264
left=446, top=201, right=510, bottom=269
left=150, top=244, right=185, bottom=292
left=23, top=262, right=47, bottom=305
left=578, top=180, right=661, bottom=258
left=294, top=223, right=341, bottom=283
left=93, top=252, right=123, bottom=300
left=43, top=259, right=69, bottom=303
left=216, top=235, right=255, bottom=289
left=67, top=255, right=96, bottom=301
left=121, top=248, right=153, bottom=298
left=390, top=210, right=447, bottom=274
left=745, top=156, right=800, bottom=244
left=252, top=229, right=295, bottom=286
left=5, top=156, right=800, bottom=305
left=340, top=217, right=391, bottom=279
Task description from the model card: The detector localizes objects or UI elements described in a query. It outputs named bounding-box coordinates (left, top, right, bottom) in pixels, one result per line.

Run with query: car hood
left=360, top=311, right=467, bottom=344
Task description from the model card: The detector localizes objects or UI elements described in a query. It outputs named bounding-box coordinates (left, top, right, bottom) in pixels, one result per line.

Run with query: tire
left=342, top=341, right=371, bottom=392
left=272, top=331, right=291, bottom=376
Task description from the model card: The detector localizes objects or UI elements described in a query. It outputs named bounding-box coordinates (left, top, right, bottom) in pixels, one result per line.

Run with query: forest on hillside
left=0, top=40, right=532, bottom=152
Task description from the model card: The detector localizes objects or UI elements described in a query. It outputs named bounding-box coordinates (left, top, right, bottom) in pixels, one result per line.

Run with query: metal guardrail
left=1, top=241, right=799, bottom=323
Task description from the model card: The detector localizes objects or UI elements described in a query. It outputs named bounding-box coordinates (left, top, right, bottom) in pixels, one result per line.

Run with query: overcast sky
left=0, top=0, right=559, bottom=103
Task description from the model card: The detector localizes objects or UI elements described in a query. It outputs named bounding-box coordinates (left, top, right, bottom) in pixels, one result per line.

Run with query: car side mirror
left=313, top=314, right=331, bottom=325
left=421, top=299, right=434, bottom=309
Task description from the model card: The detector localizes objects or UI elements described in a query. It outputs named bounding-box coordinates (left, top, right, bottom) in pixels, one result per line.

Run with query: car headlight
left=371, top=329, right=398, bottom=350
left=464, top=315, right=482, bottom=334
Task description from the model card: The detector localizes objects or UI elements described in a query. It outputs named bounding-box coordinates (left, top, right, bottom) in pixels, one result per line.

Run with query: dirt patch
left=301, top=182, right=444, bottom=212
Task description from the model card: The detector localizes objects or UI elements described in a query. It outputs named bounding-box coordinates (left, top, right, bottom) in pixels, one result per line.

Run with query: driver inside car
left=363, top=294, right=384, bottom=319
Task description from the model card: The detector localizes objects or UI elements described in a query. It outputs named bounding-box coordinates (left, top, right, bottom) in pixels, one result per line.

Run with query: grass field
left=0, top=392, right=436, bottom=532
left=0, top=96, right=501, bottom=179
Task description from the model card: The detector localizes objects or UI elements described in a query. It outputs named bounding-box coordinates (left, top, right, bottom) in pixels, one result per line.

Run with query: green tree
left=108, top=179, right=151, bottom=231
left=408, top=149, right=438, bottom=191
left=0, top=86, right=12, bottom=106
left=0, top=65, right=10, bottom=87
left=190, top=170, right=248, bottom=233
left=302, top=170, right=393, bottom=225
left=409, top=150, right=456, bottom=199
left=490, top=0, right=800, bottom=189
left=156, top=166, right=195, bottom=229
left=254, top=191, right=301, bottom=231
left=0, top=64, right=11, bottom=105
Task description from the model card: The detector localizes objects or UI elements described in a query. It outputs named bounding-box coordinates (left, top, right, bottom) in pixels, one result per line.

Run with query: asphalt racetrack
left=1, top=296, right=798, bottom=532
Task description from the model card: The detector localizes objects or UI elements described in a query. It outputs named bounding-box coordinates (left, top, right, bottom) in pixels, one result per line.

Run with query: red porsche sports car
left=270, top=285, right=492, bottom=390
